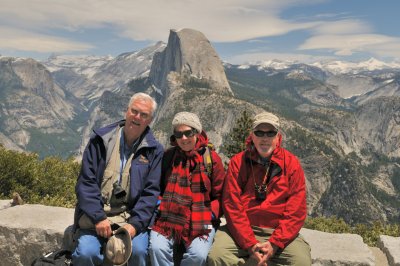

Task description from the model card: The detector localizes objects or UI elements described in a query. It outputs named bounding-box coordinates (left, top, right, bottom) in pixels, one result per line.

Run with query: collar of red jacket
left=245, top=133, right=285, bottom=170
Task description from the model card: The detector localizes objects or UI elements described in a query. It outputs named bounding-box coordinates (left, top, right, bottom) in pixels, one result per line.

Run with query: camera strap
left=250, top=157, right=272, bottom=200
left=101, top=129, right=132, bottom=212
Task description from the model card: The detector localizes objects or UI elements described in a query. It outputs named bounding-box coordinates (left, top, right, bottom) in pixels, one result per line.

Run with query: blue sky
left=1, top=0, right=399, bottom=64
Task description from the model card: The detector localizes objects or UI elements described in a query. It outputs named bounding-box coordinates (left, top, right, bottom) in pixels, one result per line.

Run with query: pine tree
left=223, top=110, right=254, bottom=158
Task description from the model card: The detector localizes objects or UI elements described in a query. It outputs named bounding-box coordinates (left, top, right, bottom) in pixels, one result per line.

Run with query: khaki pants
left=208, top=225, right=311, bottom=266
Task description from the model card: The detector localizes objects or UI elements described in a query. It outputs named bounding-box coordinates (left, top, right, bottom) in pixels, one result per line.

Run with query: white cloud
left=0, top=0, right=321, bottom=43
left=312, top=19, right=372, bottom=35
left=247, top=39, right=270, bottom=44
left=299, top=33, right=400, bottom=58
left=0, top=0, right=399, bottom=61
left=363, top=40, right=400, bottom=58
left=0, top=27, right=93, bottom=53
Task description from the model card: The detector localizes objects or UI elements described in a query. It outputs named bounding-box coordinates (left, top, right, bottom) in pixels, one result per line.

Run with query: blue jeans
left=148, top=228, right=216, bottom=266
left=72, top=229, right=149, bottom=266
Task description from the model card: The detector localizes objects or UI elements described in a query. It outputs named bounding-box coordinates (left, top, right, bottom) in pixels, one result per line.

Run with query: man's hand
left=95, top=219, right=112, bottom=239
left=123, top=223, right=137, bottom=238
left=248, top=243, right=268, bottom=266
left=259, top=241, right=278, bottom=261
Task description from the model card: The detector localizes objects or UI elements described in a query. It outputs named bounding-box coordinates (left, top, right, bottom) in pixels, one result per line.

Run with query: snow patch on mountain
left=238, top=59, right=294, bottom=71
left=42, top=54, right=114, bottom=78
left=311, top=58, right=400, bottom=74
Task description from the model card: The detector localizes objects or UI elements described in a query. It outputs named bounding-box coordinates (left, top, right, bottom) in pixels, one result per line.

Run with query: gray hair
left=128, top=92, right=157, bottom=116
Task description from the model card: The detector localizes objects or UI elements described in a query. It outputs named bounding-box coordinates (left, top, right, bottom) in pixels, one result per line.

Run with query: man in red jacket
left=208, top=112, right=311, bottom=265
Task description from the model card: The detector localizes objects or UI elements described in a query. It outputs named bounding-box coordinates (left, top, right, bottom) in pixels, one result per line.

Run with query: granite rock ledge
left=0, top=201, right=397, bottom=266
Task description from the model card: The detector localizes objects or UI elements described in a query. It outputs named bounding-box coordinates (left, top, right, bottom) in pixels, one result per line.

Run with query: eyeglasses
left=131, top=108, right=150, bottom=120
left=174, top=129, right=197, bottom=139
left=253, top=130, right=278, bottom=138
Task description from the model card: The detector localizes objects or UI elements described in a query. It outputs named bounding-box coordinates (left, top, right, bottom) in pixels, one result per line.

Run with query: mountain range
left=0, top=28, right=399, bottom=225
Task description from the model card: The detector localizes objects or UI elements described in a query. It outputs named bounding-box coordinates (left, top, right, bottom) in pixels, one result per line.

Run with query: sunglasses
left=174, top=129, right=197, bottom=139
left=253, top=130, right=278, bottom=138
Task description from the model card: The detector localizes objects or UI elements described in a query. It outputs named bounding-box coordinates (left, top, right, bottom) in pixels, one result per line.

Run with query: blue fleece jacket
left=74, top=120, right=164, bottom=233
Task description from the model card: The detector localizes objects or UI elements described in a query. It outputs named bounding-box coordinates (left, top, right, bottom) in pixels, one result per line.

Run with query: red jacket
left=223, top=134, right=307, bottom=250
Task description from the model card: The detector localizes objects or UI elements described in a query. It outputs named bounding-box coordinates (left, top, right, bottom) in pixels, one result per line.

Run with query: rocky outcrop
left=326, top=74, right=377, bottom=99
left=0, top=202, right=397, bottom=266
left=0, top=57, right=77, bottom=154
left=378, top=235, right=400, bottom=266
left=0, top=202, right=74, bottom=266
left=353, top=97, right=400, bottom=158
left=353, top=77, right=400, bottom=106
left=10, top=58, right=75, bottom=122
left=0, top=132, right=24, bottom=152
left=326, top=96, right=400, bottom=159
left=149, top=28, right=232, bottom=98
left=301, top=228, right=375, bottom=265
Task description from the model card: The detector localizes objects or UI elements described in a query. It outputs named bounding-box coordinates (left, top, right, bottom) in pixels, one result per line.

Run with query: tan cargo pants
left=207, top=225, right=311, bottom=266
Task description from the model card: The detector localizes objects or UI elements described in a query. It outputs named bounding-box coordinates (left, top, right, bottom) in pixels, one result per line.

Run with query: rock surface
left=149, top=28, right=233, bottom=97
left=0, top=203, right=74, bottom=266
left=0, top=203, right=397, bottom=266
left=378, top=235, right=400, bottom=266
left=370, top=247, right=389, bottom=266
left=301, top=228, right=376, bottom=265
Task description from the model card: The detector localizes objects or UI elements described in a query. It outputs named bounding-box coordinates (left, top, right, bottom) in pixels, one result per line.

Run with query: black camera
left=112, top=182, right=127, bottom=199
left=255, top=189, right=266, bottom=201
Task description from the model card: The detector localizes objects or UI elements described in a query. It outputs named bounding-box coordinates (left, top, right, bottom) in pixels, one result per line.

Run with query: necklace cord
left=250, top=158, right=272, bottom=191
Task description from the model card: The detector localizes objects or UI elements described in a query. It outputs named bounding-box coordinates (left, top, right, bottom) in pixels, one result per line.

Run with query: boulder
left=378, top=235, right=400, bottom=266
left=149, top=28, right=233, bottom=97
left=0, top=199, right=11, bottom=210
left=0, top=204, right=74, bottom=265
left=369, top=247, right=389, bottom=266
left=300, top=228, right=375, bottom=265
left=0, top=204, right=394, bottom=265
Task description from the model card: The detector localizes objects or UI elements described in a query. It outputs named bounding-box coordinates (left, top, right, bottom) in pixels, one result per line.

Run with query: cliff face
left=324, top=97, right=400, bottom=159
left=149, top=28, right=232, bottom=98
left=11, top=58, right=75, bottom=121
left=354, top=97, right=400, bottom=158
left=0, top=58, right=77, bottom=154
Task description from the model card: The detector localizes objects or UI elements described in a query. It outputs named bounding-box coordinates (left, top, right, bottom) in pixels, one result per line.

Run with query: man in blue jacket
left=72, top=92, right=164, bottom=266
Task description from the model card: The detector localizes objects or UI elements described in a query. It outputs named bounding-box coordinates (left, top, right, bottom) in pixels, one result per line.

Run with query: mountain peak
left=149, top=28, right=233, bottom=96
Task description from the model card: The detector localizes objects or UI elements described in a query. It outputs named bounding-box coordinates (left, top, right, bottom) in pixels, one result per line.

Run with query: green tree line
left=0, top=145, right=79, bottom=208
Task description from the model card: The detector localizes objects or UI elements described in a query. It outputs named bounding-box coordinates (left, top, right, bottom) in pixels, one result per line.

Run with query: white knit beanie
left=172, top=112, right=202, bottom=133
